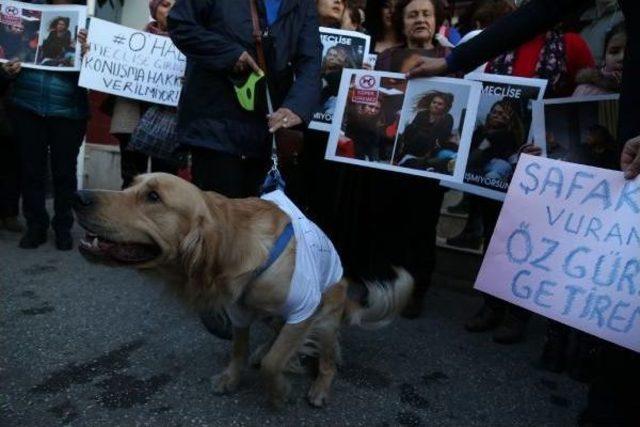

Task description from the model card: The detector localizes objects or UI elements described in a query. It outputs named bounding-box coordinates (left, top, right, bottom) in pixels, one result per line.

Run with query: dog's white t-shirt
left=261, top=190, right=343, bottom=324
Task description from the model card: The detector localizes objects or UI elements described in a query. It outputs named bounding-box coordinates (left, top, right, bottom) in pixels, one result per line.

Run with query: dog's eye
left=146, top=191, right=161, bottom=203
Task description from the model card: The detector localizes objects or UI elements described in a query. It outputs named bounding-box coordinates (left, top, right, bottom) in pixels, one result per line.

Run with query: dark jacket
left=168, top=0, right=322, bottom=158
left=7, top=68, right=89, bottom=120
left=446, top=0, right=638, bottom=144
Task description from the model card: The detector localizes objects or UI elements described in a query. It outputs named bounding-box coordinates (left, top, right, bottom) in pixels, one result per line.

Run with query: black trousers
left=477, top=196, right=531, bottom=321
left=0, top=126, right=20, bottom=218
left=190, top=147, right=268, bottom=197
left=9, top=107, right=86, bottom=233
left=115, top=134, right=178, bottom=189
left=331, top=165, right=443, bottom=291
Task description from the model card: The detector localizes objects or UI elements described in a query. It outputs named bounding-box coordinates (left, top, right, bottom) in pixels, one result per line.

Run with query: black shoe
left=55, top=231, right=73, bottom=251
left=540, top=326, right=568, bottom=373
left=445, top=197, right=470, bottom=216
left=2, top=216, right=24, bottom=233
left=493, top=312, right=527, bottom=344
left=19, top=228, right=47, bottom=249
left=401, top=287, right=427, bottom=319
left=465, top=303, right=502, bottom=332
left=568, top=334, right=602, bottom=383
left=200, top=310, right=232, bottom=340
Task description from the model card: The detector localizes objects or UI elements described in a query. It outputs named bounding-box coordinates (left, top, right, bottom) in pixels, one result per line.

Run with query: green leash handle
left=233, top=71, right=265, bottom=112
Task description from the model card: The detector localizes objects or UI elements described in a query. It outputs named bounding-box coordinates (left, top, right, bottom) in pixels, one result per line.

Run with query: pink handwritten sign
left=476, top=155, right=640, bottom=353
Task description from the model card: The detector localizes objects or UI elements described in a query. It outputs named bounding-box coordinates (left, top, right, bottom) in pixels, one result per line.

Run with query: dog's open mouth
left=79, top=232, right=161, bottom=264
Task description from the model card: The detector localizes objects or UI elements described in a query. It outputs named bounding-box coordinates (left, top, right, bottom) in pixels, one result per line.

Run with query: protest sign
left=475, top=155, right=640, bottom=353
left=309, top=27, right=371, bottom=132
left=442, top=73, right=547, bottom=201
left=0, top=0, right=86, bottom=71
left=326, top=69, right=482, bottom=183
left=78, top=18, right=185, bottom=106
left=532, top=95, right=620, bottom=168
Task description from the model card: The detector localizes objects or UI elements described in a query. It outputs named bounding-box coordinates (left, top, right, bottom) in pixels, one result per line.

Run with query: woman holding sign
left=106, top=0, right=182, bottom=189
left=334, top=0, right=450, bottom=318
left=1, top=0, right=88, bottom=251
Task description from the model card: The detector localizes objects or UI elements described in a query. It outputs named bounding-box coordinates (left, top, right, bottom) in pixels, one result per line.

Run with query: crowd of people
left=1, top=0, right=639, bottom=425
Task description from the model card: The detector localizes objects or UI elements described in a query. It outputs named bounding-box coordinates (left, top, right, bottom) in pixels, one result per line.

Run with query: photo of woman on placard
left=38, top=16, right=74, bottom=66
left=395, top=90, right=454, bottom=173
left=320, top=44, right=359, bottom=116
left=467, top=99, right=524, bottom=182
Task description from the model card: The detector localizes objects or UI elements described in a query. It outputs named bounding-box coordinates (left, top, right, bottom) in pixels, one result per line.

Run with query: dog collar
left=252, top=222, right=294, bottom=280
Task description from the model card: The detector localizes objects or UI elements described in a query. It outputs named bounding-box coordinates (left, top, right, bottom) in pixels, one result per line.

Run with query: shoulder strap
left=249, top=0, right=268, bottom=74
left=249, top=0, right=284, bottom=194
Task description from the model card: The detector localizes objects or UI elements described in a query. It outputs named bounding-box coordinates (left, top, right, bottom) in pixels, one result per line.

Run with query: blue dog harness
left=251, top=222, right=294, bottom=280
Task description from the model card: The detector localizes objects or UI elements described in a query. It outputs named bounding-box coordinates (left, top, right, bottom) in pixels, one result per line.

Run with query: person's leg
left=191, top=147, right=268, bottom=341
left=0, top=123, right=23, bottom=231
left=48, top=116, right=87, bottom=250
left=115, top=134, right=148, bottom=189
left=396, top=178, right=444, bottom=318
left=191, top=147, right=253, bottom=196
left=446, top=194, right=483, bottom=250
left=477, top=198, right=530, bottom=343
left=465, top=293, right=507, bottom=331
left=150, top=157, right=179, bottom=175
left=540, top=320, right=571, bottom=372
left=579, top=345, right=640, bottom=426
left=242, top=155, right=270, bottom=197
left=10, top=107, right=49, bottom=247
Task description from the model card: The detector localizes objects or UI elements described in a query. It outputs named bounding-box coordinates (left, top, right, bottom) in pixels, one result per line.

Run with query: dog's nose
left=73, top=190, right=94, bottom=209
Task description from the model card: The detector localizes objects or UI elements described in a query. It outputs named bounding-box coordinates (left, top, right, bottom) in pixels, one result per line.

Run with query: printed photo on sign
left=391, top=77, right=481, bottom=181
left=328, top=70, right=406, bottom=163
left=532, top=95, right=620, bottom=170
left=309, top=27, right=370, bottom=132
left=475, top=155, right=640, bottom=353
left=326, top=70, right=482, bottom=183
left=443, top=74, right=547, bottom=201
left=79, top=18, right=186, bottom=107
left=0, top=0, right=86, bottom=71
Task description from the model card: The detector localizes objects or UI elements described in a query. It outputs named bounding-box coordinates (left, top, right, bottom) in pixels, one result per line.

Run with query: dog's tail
left=344, top=267, right=415, bottom=329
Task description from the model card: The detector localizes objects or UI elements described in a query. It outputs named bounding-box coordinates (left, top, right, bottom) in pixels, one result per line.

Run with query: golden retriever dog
left=72, top=173, right=414, bottom=408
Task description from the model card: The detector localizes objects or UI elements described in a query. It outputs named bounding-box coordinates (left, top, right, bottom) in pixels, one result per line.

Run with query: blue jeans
left=484, top=158, right=512, bottom=180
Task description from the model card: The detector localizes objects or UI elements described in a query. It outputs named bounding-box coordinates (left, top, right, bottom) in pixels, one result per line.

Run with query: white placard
left=325, top=69, right=482, bottom=183
left=79, top=18, right=185, bottom=106
left=441, top=73, right=548, bottom=201
left=476, top=155, right=640, bottom=353
left=0, top=0, right=86, bottom=71
left=309, top=27, right=371, bottom=132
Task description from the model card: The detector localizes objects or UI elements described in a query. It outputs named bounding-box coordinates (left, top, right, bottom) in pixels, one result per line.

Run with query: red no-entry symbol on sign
left=359, top=75, right=376, bottom=89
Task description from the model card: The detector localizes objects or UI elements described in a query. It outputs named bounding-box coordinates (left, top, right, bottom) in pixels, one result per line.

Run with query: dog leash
left=249, top=0, right=285, bottom=194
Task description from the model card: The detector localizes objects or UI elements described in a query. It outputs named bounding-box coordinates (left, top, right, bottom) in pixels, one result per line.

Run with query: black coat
left=168, top=0, right=321, bottom=158
left=447, top=0, right=639, bottom=144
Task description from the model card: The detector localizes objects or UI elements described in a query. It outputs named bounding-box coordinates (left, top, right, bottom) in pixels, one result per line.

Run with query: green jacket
left=7, top=68, right=89, bottom=119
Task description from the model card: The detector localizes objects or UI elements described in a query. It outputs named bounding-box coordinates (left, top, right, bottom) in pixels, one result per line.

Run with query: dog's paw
left=211, top=371, right=239, bottom=395
left=267, top=378, right=292, bottom=409
left=307, top=383, right=329, bottom=408
left=249, top=346, right=266, bottom=368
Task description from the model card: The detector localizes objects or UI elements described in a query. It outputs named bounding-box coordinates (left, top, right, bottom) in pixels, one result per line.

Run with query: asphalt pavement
left=1, top=225, right=587, bottom=426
